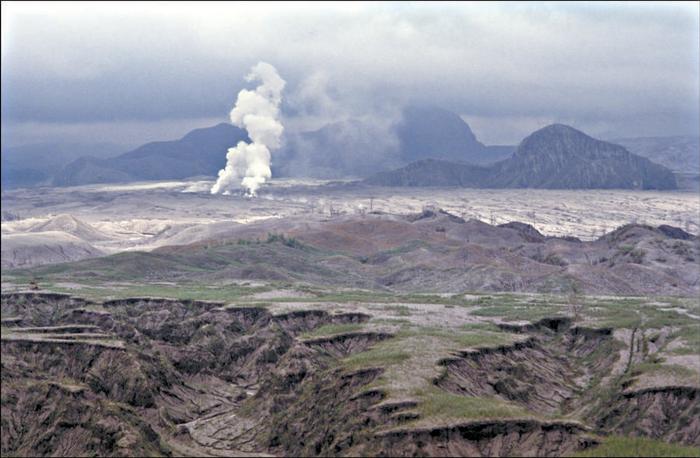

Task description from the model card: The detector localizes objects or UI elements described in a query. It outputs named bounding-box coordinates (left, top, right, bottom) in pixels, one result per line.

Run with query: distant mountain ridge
left=1, top=142, right=125, bottom=189
left=612, top=135, right=699, bottom=173
left=14, top=108, right=684, bottom=189
left=366, top=124, right=678, bottom=190
left=276, top=105, right=514, bottom=178
left=395, top=105, right=513, bottom=165
left=53, top=123, right=248, bottom=186
left=52, top=106, right=513, bottom=186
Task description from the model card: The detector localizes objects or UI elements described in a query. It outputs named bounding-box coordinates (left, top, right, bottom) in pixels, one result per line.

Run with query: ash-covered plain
left=3, top=178, right=698, bottom=266
left=2, top=179, right=698, bottom=298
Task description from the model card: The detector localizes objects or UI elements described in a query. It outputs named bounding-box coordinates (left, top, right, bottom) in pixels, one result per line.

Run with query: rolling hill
left=11, top=211, right=698, bottom=296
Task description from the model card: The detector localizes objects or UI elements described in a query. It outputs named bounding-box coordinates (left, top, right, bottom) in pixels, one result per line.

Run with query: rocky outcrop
left=265, top=367, right=386, bottom=456
left=435, top=321, right=618, bottom=415
left=597, top=386, right=700, bottom=445
left=1, top=381, right=168, bottom=457
left=302, top=332, right=393, bottom=358
left=1, top=292, right=96, bottom=327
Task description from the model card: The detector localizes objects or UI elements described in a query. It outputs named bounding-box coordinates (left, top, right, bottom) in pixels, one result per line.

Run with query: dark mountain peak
left=54, top=122, right=248, bottom=186
left=401, top=104, right=479, bottom=144
left=533, top=123, right=582, bottom=136
left=368, top=124, right=678, bottom=190
left=181, top=122, right=242, bottom=143
left=503, top=125, right=676, bottom=188
left=515, top=123, right=615, bottom=159
left=396, top=105, right=485, bottom=163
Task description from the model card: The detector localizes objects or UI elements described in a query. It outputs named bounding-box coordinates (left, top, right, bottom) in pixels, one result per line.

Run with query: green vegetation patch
left=573, top=436, right=700, bottom=457
left=264, top=232, right=306, bottom=249
left=414, top=386, right=532, bottom=421
left=398, top=324, right=518, bottom=349
left=341, top=344, right=411, bottom=369
left=588, top=306, right=641, bottom=329
left=630, top=362, right=697, bottom=379
left=339, top=321, right=524, bottom=416
left=668, top=325, right=700, bottom=355
left=583, top=300, right=693, bottom=330
left=642, top=308, right=697, bottom=329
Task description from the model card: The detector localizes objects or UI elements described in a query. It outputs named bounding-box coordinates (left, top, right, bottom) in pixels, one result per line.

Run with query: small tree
left=568, top=286, right=585, bottom=322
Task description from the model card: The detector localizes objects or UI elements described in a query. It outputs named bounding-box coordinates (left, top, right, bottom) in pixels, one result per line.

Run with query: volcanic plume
left=211, top=62, right=286, bottom=196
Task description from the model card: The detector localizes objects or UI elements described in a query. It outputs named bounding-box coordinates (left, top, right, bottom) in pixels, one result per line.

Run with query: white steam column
left=211, top=62, right=286, bottom=196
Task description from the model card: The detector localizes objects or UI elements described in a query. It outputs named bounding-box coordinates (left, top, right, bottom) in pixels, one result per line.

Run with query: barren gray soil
left=2, top=179, right=698, bottom=269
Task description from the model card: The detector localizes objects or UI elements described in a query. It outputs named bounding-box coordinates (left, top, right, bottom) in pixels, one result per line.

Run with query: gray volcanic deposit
left=2, top=179, right=698, bottom=269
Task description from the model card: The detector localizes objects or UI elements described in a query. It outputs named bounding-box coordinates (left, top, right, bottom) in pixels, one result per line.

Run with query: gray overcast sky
left=1, top=1, right=699, bottom=147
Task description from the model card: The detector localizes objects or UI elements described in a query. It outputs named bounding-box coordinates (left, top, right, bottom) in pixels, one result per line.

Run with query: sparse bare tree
left=568, top=289, right=585, bottom=321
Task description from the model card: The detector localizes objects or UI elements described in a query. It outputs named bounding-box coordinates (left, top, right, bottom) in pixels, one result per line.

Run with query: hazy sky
left=2, top=1, right=699, bottom=147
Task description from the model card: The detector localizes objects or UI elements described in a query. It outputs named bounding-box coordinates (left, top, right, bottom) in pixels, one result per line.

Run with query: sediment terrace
left=2, top=291, right=699, bottom=456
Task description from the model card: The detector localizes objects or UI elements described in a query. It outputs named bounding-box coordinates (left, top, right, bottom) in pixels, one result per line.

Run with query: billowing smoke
left=279, top=70, right=402, bottom=179
left=211, top=62, right=286, bottom=196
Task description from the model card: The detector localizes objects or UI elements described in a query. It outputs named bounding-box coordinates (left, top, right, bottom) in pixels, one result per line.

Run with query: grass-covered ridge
left=573, top=436, right=700, bottom=457
left=414, top=386, right=532, bottom=422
